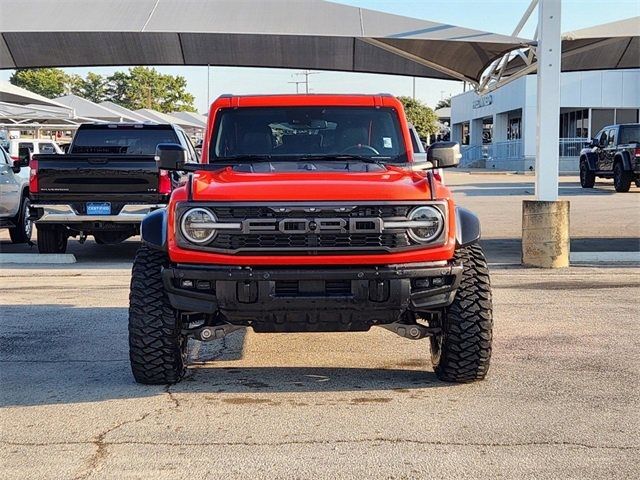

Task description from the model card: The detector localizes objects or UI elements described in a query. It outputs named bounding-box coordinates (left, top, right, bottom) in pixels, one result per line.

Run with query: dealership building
left=450, top=68, right=640, bottom=171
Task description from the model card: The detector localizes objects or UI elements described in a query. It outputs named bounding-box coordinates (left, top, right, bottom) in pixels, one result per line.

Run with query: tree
left=9, top=68, right=69, bottom=98
left=70, top=72, right=107, bottom=103
left=105, top=67, right=196, bottom=113
left=398, top=96, right=439, bottom=140
left=435, top=97, right=451, bottom=110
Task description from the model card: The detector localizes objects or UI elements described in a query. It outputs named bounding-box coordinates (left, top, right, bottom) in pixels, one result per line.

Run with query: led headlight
left=407, top=206, right=444, bottom=243
left=180, top=208, right=217, bottom=244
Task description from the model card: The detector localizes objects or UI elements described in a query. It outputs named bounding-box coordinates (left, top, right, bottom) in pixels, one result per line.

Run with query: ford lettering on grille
left=241, top=218, right=382, bottom=234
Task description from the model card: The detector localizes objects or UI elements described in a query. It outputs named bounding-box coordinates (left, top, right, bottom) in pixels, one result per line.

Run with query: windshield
left=619, top=125, right=640, bottom=145
left=210, top=107, right=406, bottom=162
left=71, top=127, right=179, bottom=155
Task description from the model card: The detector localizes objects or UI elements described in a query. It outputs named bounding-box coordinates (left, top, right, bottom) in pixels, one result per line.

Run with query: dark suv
left=580, top=123, right=640, bottom=192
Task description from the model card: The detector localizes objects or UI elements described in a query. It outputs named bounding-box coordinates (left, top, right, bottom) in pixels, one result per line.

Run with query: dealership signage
left=472, top=94, right=493, bottom=109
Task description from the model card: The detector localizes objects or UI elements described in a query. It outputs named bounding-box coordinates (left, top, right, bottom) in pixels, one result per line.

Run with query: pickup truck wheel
left=579, top=161, right=595, bottom=188
left=430, top=243, right=493, bottom=383
left=37, top=225, right=68, bottom=253
left=613, top=162, right=632, bottom=192
left=129, top=245, right=187, bottom=385
left=9, top=196, right=33, bottom=244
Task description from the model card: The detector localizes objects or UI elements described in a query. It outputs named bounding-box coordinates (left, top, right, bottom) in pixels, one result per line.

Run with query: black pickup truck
left=30, top=123, right=198, bottom=253
left=580, top=123, right=640, bottom=192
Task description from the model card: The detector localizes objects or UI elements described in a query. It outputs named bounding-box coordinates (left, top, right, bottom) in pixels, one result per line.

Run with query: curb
left=570, top=252, right=640, bottom=265
left=0, top=254, right=77, bottom=265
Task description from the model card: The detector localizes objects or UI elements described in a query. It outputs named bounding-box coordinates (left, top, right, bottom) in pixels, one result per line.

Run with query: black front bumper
left=162, top=262, right=462, bottom=333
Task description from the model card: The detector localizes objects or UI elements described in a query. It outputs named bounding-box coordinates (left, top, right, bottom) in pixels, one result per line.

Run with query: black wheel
left=9, top=196, right=33, bottom=244
left=613, top=162, right=632, bottom=192
left=430, top=243, right=493, bottom=383
left=129, top=245, right=187, bottom=384
left=579, top=160, right=595, bottom=188
left=37, top=225, right=68, bottom=253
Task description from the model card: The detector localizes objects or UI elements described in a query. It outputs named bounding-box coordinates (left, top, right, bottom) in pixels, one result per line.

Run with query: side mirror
left=11, top=161, right=21, bottom=174
left=155, top=143, right=187, bottom=171
left=427, top=141, right=461, bottom=168
left=18, top=146, right=31, bottom=166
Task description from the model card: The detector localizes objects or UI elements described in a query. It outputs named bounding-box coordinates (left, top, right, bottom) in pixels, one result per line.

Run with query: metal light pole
left=207, top=64, right=210, bottom=107
left=534, top=0, right=561, bottom=201
left=521, top=0, right=570, bottom=268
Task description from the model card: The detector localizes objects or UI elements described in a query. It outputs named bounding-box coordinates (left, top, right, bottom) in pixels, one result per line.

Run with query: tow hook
left=192, top=324, right=244, bottom=341
left=379, top=322, right=439, bottom=340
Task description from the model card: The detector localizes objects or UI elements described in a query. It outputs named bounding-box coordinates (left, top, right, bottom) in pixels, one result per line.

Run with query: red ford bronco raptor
left=129, top=94, right=492, bottom=385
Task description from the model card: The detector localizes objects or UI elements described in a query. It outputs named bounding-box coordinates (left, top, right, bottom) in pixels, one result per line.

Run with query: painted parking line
left=570, top=251, right=640, bottom=264
left=0, top=254, right=77, bottom=265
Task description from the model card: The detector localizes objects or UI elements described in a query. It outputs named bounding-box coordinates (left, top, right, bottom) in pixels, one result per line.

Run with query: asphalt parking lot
left=1, top=172, right=639, bottom=479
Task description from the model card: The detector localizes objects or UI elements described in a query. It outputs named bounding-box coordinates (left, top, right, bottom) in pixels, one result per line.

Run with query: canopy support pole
left=522, top=0, right=570, bottom=268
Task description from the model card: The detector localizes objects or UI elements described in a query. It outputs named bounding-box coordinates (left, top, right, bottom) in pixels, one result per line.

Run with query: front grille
left=274, top=280, right=352, bottom=297
left=212, top=205, right=412, bottom=220
left=211, top=232, right=410, bottom=252
left=176, top=202, right=446, bottom=255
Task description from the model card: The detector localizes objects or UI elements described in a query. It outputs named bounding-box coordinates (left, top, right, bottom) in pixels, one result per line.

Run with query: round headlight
left=407, top=206, right=444, bottom=243
left=180, top=208, right=217, bottom=244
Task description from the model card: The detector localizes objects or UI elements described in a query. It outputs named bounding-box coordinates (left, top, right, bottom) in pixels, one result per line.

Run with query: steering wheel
left=341, top=144, right=380, bottom=155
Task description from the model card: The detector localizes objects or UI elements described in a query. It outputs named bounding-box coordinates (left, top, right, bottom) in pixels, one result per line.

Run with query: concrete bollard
left=521, top=200, right=570, bottom=268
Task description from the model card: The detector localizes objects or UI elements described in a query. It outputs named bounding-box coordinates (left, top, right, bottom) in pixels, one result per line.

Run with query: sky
left=1, top=0, right=637, bottom=112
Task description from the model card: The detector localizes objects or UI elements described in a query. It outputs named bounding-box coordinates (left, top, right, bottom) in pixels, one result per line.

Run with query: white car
left=0, top=147, right=32, bottom=243
left=7, top=139, right=63, bottom=181
left=408, top=123, right=445, bottom=185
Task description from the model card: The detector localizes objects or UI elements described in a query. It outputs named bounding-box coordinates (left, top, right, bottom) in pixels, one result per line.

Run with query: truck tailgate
left=35, top=154, right=159, bottom=195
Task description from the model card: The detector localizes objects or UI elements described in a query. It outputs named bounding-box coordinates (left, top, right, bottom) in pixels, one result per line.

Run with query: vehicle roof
left=76, top=122, right=179, bottom=129
left=599, top=123, right=640, bottom=129
left=10, top=138, right=59, bottom=143
left=210, top=93, right=401, bottom=110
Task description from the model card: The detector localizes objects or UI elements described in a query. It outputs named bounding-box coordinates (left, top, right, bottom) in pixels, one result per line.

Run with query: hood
left=190, top=166, right=432, bottom=202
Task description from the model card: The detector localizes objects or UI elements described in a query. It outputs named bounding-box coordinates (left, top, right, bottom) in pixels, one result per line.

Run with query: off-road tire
left=129, top=245, right=187, bottom=384
left=9, top=196, right=32, bottom=244
left=37, top=225, right=68, bottom=253
left=579, top=160, right=595, bottom=188
left=431, top=243, right=492, bottom=382
left=613, top=162, right=632, bottom=192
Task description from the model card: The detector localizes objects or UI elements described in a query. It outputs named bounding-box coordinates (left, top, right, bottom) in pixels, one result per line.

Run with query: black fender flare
left=141, top=208, right=167, bottom=251
left=614, top=152, right=632, bottom=171
left=455, top=206, right=481, bottom=248
left=580, top=152, right=597, bottom=170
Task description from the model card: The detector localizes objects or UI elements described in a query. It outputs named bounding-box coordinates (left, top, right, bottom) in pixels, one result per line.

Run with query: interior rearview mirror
left=427, top=141, right=461, bottom=168
left=156, top=143, right=187, bottom=171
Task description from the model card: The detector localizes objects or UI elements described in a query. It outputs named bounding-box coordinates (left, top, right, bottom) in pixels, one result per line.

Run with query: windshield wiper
left=214, top=154, right=273, bottom=162
left=299, top=154, right=387, bottom=166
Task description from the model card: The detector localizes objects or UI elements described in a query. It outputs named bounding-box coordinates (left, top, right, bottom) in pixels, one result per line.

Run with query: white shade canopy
left=54, top=94, right=140, bottom=122
left=99, top=101, right=156, bottom=123
left=0, top=0, right=530, bottom=85
left=0, top=81, right=71, bottom=108
left=134, top=108, right=204, bottom=129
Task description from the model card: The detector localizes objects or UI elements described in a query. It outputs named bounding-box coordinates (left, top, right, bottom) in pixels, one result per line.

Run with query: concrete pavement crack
left=69, top=382, right=184, bottom=479
left=70, top=411, right=154, bottom=480
left=6, top=438, right=638, bottom=452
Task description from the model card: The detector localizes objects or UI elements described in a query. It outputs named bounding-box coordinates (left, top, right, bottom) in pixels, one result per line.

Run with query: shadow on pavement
left=178, top=365, right=441, bottom=395
left=480, top=237, right=640, bottom=264
left=0, top=238, right=139, bottom=264
left=1, top=304, right=444, bottom=407
left=450, top=182, right=627, bottom=197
